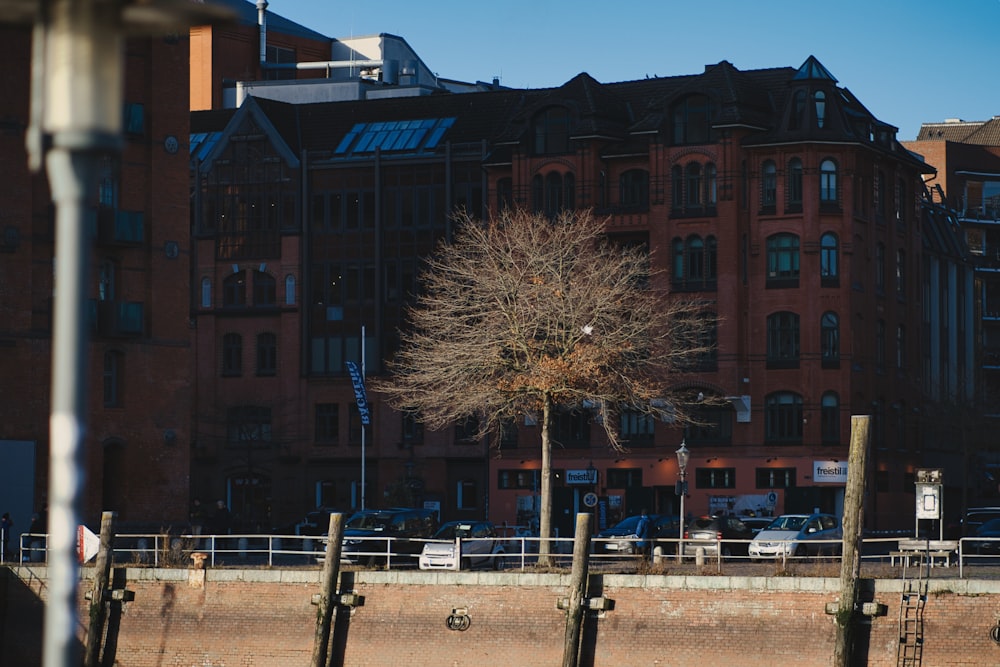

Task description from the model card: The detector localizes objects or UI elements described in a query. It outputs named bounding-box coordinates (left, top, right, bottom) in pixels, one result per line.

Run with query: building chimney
left=257, top=1, right=268, bottom=67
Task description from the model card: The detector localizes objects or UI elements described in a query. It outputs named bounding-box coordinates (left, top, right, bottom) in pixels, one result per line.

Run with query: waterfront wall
left=3, top=565, right=1000, bottom=666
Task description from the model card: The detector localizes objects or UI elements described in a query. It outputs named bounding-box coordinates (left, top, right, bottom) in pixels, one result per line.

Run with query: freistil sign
left=813, top=460, right=848, bottom=484
left=566, top=468, right=598, bottom=485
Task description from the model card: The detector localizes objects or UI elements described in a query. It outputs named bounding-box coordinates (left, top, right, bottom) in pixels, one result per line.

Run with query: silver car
left=748, top=513, right=842, bottom=559
left=419, top=520, right=506, bottom=570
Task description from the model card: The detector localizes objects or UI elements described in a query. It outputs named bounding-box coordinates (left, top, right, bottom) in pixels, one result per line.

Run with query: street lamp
left=675, top=440, right=690, bottom=561
left=2, top=4, right=233, bottom=667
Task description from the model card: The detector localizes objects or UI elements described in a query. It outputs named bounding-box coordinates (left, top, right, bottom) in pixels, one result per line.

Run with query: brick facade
left=4, top=567, right=1000, bottom=666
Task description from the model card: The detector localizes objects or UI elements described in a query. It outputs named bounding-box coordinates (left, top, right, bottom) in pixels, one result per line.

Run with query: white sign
left=566, top=469, right=597, bottom=485
left=813, top=460, right=848, bottom=484
left=77, top=525, right=100, bottom=563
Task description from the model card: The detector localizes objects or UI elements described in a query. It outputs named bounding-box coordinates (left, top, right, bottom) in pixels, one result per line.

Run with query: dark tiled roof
left=915, top=119, right=988, bottom=142
left=196, top=56, right=923, bottom=167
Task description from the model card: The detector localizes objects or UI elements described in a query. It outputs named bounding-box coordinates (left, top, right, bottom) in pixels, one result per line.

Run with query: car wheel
left=493, top=553, right=508, bottom=570
left=721, top=546, right=733, bottom=559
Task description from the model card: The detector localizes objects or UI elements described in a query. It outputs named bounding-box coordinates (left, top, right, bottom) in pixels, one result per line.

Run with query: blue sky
left=272, top=0, right=1000, bottom=141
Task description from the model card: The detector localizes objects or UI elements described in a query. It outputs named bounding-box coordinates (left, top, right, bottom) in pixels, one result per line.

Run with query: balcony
left=89, top=299, right=144, bottom=337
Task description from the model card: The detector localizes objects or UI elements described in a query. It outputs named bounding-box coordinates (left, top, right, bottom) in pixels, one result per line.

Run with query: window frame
left=764, top=391, right=803, bottom=444
left=766, top=233, right=800, bottom=288
left=766, top=311, right=800, bottom=368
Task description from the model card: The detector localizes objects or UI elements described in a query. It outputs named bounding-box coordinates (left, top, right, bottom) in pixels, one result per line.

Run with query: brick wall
left=4, top=566, right=1000, bottom=666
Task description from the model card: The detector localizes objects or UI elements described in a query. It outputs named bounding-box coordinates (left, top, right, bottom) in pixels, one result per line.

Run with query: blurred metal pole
left=28, top=3, right=124, bottom=667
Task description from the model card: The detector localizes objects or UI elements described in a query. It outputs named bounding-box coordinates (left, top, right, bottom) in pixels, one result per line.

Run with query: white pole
left=361, top=325, right=366, bottom=511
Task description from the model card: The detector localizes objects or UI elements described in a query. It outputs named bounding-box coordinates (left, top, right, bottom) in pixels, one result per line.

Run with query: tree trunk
left=833, top=415, right=870, bottom=667
left=539, top=393, right=553, bottom=565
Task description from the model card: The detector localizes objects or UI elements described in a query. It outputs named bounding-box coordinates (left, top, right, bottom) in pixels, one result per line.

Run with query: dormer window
left=672, top=94, right=712, bottom=145
left=814, top=91, right=826, bottom=129
left=532, top=107, right=571, bottom=155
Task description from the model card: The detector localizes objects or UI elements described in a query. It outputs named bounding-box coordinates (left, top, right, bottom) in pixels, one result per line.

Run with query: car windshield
left=435, top=523, right=476, bottom=539
left=978, top=518, right=1000, bottom=534
left=767, top=516, right=808, bottom=531
left=346, top=513, right=391, bottom=530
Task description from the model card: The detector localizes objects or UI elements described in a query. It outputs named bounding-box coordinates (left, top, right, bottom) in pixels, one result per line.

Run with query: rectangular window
left=315, top=403, right=339, bottom=446
left=497, top=469, right=541, bottom=490
left=618, top=409, right=654, bottom=446
left=606, top=468, right=643, bottom=488
left=755, top=467, right=796, bottom=488
left=226, top=406, right=272, bottom=448
left=694, top=467, right=736, bottom=489
left=256, top=332, right=276, bottom=376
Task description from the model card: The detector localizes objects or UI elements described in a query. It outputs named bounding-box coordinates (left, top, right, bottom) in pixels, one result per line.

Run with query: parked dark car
left=970, top=518, right=1000, bottom=554
left=597, top=514, right=680, bottom=555
left=291, top=507, right=342, bottom=536
left=742, top=517, right=775, bottom=536
left=341, top=508, right=439, bottom=566
left=681, top=515, right=755, bottom=558
left=962, top=507, right=1000, bottom=537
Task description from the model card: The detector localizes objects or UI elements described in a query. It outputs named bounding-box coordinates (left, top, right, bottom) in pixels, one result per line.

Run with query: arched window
left=820, top=232, right=838, bottom=285
left=787, top=158, right=803, bottom=209
left=671, top=235, right=718, bottom=291
left=821, top=392, right=840, bottom=444
left=766, top=233, right=800, bottom=286
left=532, top=107, right=571, bottom=155
left=765, top=392, right=803, bottom=443
left=686, top=394, right=733, bottom=444
left=531, top=174, right=544, bottom=213
left=284, top=274, right=296, bottom=305
left=223, top=271, right=246, bottom=307
left=814, top=91, right=826, bottom=128
left=767, top=311, right=800, bottom=367
left=619, top=169, right=649, bottom=208
left=201, top=277, right=212, bottom=308
left=820, top=159, right=838, bottom=204
left=761, top=160, right=777, bottom=209
left=705, top=163, right=718, bottom=206
left=821, top=311, right=839, bottom=366
left=685, top=162, right=702, bottom=209
left=672, top=237, right=685, bottom=281
left=254, top=270, right=276, bottom=306
left=545, top=172, right=563, bottom=216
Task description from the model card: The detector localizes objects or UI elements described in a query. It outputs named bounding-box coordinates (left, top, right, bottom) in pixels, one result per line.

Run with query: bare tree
left=376, top=208, right=714, bottom=561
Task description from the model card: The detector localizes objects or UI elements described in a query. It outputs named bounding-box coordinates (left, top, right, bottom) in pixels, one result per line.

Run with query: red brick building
left=0, top=27, right=196, bottom=527
left=190, top=54, right=969, bottom=534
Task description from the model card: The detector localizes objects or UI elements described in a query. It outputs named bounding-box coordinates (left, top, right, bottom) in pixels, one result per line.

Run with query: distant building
left=905, top=118, right=1000, bottom=504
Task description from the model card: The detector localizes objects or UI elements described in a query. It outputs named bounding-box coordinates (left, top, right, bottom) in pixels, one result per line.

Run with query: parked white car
left=418, top=520, right=506, bottom=570
left=748, top=513, right=842, bottom=559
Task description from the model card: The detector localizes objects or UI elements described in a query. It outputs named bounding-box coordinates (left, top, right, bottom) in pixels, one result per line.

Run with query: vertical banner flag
left=345, top=361, right=371, bottom=425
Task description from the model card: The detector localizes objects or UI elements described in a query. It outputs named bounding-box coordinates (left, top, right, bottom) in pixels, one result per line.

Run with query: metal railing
left=10, top=531, right=1000, bottom=577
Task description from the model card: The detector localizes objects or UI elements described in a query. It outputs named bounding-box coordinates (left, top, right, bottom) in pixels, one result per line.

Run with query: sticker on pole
left=77, top=525, right=100, bottom=563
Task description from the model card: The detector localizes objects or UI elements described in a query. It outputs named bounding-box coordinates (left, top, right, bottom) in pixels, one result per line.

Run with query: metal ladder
left=896, top=550, right=929, bottom=667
